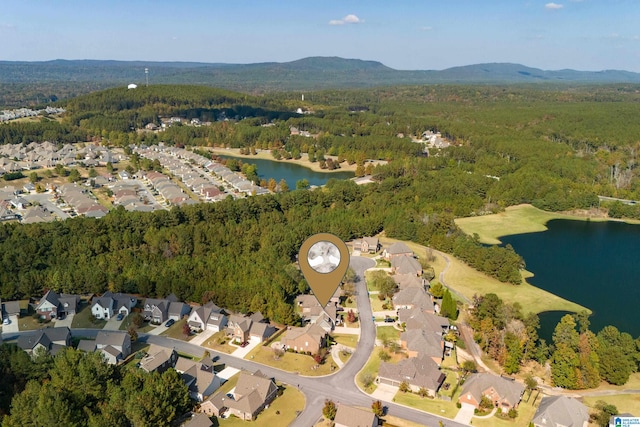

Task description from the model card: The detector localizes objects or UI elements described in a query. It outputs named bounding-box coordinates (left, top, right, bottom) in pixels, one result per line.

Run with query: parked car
left=165, top=319, right=175, bottom=327
left=2, top=318, right=10, bottom=325
left=116, top=313, right=124, bottom=321
left=384, top=317, right=395, bottom=323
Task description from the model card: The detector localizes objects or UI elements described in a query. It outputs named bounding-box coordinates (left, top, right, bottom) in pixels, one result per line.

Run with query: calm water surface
left=501, top=219, right=640, bottom=340
left=218, top=155, right=354, bottom=187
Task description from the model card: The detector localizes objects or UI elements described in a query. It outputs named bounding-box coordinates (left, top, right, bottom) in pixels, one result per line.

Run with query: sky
left=1, top=0, right=639, bottom=71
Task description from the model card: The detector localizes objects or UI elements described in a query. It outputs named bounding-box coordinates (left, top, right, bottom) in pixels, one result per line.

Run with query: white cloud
left=420, top=26, right=433, bottom=31
left=329, top=14, right=363, bottom=25
left=545, top=2, right=564, bottom=9
left=0, top=23, right=15, bottom=30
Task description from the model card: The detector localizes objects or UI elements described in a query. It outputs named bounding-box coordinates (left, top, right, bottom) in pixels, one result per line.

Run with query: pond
left=217, top=155, right=354, bottom=187
left=501, top=219, right=640, bottom=341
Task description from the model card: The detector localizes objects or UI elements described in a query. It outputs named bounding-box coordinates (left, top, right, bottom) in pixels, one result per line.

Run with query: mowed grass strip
left=377, top=235, right=588, bottom=315
left=583, top=394, right=640, bottom=417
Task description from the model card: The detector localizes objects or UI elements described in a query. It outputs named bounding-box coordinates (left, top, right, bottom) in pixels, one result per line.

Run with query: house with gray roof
left=391, top=255, right=423, bottom=276
left=35, top=290, right=80, bottom=320
left=398, top=308, right=449, bottom=334
left=334, top=404, right=379, bottom=427
left=91, top=292, right=137, bottom=320
left=139, top=344, right=178, bottom=373
left=400, top=329, right=444, bottom=363
left=80, top=331, right=132, bottom=364
left=383, top=242, right=413, bottom=259
left=532, top=396, right=589, bottom=427
left=182, top=413, right=213, bottom=427
left=143, top=298, right=170, bottom=324
left=175, top=356, right=222, bottom=401
left=17, top=327, right=71, bottom=357
left=378, top=354, right=446, bottom=396
left=352, top=236, right=380, bottom=254
left=393, top=287, right=432, bottom=311
left=459, top=373, right=524, bottom=410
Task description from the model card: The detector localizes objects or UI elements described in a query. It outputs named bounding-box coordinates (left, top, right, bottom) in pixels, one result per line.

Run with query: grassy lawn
left=18, top=316, right=53, bottom=331
left=342, top=297, right=357, bottom=309
left=393, top=391, right=459, bottom=419
left=377, top=326, right=401, bottom=342
left=357, top=349, right=383, bottom=393
left=223, top=384, right=304, bottom=427
left=583, top=394, right=640, bottom=417
left=455, top=204, right=587, bottom=245
left=471, top=396, right=538, bottom=427
left=332, top=334, right=359, bottom=348
left=71, top=304, right=106, bottom=329
left=338, top=349, right=352, bottom=364
left=369, top=296, right=389, bottom=312
left=245, top=346, right=338, bottom=376
left=438, top=370, right=460, bottom=399
left=160, top=319, right=194, bottom=341
left=202, top=331, right=236, bottom=354
left=316, top=414, right=425, bottom=427
left=441, top=348, right=459, bottom=369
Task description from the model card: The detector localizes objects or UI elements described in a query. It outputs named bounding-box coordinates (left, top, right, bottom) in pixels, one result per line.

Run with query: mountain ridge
left=1, top=57, right=640, bottom=93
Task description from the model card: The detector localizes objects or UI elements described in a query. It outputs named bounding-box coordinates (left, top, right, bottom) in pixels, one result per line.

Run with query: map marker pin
left=299, top=233, right=350, bottom=307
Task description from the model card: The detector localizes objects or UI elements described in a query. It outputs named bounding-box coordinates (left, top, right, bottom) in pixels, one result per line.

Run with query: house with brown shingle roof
left=400, top=329, right=444, bottom=363
left=213, top=370, right=277, bottom=421
left=393, top=287, right=433, bottom=311
left=532, top=396, right=589, bottom=427
left=383, top=242, right=413, bottom=260
left=378, top=354, right=446, bottom=396
left=458, top=373, right=524, bottom=410
left=139, top=344, right=178, bottom=373
left=334, top=404, right=379, bottom=427
left=352, top=237, right=380, bottom=254
left=282, top=323, right=328, bottom=354
left=391, top=255, right=423, bottom=276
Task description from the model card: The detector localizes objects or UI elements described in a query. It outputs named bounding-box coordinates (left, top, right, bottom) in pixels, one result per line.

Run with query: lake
left=501, top=219, right=640, bottom=341
left=217, top=155, right=354, bottom=187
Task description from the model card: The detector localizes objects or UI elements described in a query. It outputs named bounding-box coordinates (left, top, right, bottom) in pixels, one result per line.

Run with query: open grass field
left=392, top=390, right=459, bottom=419
left=377, top=326, right=401, bottom=342
left=245, top=345, right=337, bottom=376
left=583, top=394, right=640, bottom=417
left=377, top=235, right=588, bottom=315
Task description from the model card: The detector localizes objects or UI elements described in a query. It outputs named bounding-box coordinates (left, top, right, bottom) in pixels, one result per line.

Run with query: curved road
left=2, top=256, right=468, bottom=427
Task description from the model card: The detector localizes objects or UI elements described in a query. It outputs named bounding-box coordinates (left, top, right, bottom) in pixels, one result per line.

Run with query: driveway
left=454, top=403, right=476, bottom=424
left=103, top=316, right=123, bottom=331
left=217, top=367, right=240, bottom=381
left=54, top=314, right=74, bottom=328
left=1, top=315, right=20, bottom=333
left=147, top=324, right=169, bottom=336
left=230, top=336, right=261, bottom=359
left=189, top=329, right=215, bottom=346
left=370, top=383, right=398, bottom=402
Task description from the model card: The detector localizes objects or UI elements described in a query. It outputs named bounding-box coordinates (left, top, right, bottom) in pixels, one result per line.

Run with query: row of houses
left=139, top=171, right=195, bottom=206
left=0, top=141, right=123, bottom=173
left=0, top=106, right=65, bottom=122
left=58, top=183, right=108, bottom=218
left=110, top=180, right=162, bottom=212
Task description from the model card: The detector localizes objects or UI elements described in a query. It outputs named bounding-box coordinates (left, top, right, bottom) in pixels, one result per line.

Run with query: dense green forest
left=0, top=345, right=191, bottom=426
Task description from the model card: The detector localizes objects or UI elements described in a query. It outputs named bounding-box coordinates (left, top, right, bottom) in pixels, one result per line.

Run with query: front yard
left=245, top=345, right=338, bottom=376
left=217, top=383, right=305, bottom=427
left=393, top=389, right=460, bottom=419
left=202, top=331, right=236, bottom=354
left=160, top=319, right=195, bottom=341
left=470, top=396, right=538, bottom=427
left=71, top=303, right=106, bottom=329
left=332, top=334, right=359, bottom=348
left=377, top=326, right=401, bottom=343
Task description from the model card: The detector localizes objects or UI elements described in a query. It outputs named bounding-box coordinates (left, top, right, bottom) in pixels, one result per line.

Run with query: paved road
left=1, top=256, right=469, bottom=427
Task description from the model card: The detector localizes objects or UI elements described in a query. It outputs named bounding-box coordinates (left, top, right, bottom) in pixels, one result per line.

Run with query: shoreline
left=207, top=147, right=387, bottom=174
left=455, top=204, right=640, bottom=245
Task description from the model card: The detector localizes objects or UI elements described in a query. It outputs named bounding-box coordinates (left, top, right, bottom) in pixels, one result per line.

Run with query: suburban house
left=532, top=396, right=589, bottom=427
left=459, top=373, right=525, bottom=411
left=393, top=274, right=428, bottom=290
left=334, top=404, right=379, bottom=427
left=378, top=354, right=446, bottom=397
left=352, top=236, right=380, bottom=254
left=400, top=329, right=445, bottom=363
left=226, top=312, right=275, bottom=344
left=168, top=300, right=191, bottom=321
left=17, top=327, right=71, bottom=357
left=208, top=370, right=277, bottom=421
left=143, top=298, right=170, bottom=324
left=282, top=323, right=328, bottom=354
left=391, top=255, right=423, bottom=276
left=175, top=356, right=223, bottom=401
left=383, top=242, right=413, bottom=260
left=393, top=288, right=433, bottom=311
left=182, top=413, right=213, bottom=427
left=91, top=292, right=137, bottom=320
left=2, top=299, right=21, bottom=319
left=35, top=290, right=80, bottom=320
left=188, top=302, right=226, bottom=332
left=295, top=293, right=339, bottom=330
left=139, top=344, right=178, bottom=373
left=398, top=308, right=449, bottom=334
left=78, top=331, right=132, bottom=364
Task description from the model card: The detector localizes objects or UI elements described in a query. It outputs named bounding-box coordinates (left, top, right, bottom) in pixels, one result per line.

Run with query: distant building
left=128, top=84, right=138, bottom=89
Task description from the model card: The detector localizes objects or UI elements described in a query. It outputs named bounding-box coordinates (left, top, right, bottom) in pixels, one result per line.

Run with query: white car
left=2, top=318, right=10, bottom=325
